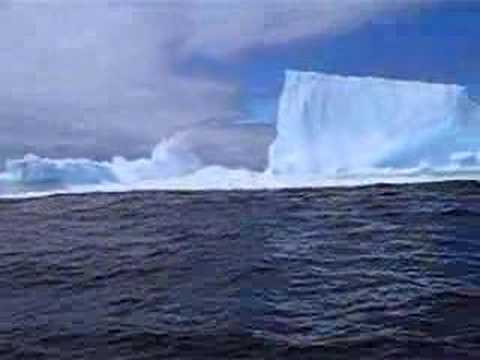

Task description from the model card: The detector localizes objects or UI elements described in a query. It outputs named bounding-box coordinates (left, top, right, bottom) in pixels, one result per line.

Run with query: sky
left=0, top=0, right=479, bottom=170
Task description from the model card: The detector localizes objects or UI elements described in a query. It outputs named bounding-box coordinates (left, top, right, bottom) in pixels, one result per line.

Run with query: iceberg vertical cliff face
left=268, top=71, right=480, bottom=175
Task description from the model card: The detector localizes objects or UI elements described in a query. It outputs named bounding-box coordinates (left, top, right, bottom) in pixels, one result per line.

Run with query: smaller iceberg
left=1, top=133, right=202, bottom=187
left=5, top=154, right=115, bottom=185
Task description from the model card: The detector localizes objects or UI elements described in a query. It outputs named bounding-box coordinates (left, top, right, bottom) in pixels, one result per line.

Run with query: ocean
left=0, top=180, right=479, bottom=359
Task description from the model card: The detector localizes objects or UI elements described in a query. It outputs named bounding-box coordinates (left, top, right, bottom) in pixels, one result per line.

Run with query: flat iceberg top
left=269, top=70, right=479, bottom=174
left=284, top=70, right=464, bottom=92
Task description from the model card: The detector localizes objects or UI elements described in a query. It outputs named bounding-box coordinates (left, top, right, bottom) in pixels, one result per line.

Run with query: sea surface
left=1, top=180, right=480, bottom=359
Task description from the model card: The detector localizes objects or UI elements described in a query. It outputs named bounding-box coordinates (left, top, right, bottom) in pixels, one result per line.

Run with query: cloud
left=176, top=0, right=439, bottom=58
left=0, top=0, right=442, bottom=166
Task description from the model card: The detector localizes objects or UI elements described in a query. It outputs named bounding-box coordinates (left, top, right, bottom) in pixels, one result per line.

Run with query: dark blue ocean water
left=0, top=181, right=480, bottom=359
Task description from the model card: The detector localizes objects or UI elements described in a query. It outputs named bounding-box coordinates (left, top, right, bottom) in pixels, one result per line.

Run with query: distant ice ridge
left=2, top=133, right=201, bottom=186
left=268, top=71, right=480, bottom=174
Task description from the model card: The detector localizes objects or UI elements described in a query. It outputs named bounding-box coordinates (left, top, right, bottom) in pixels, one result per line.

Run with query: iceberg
left=1, top=133, right=202, bottom=187
left=5, top=154, right=115, bottom=185
left=2, top=71, right=480, bottom=197
left=268, top=71, right=480, bottom=175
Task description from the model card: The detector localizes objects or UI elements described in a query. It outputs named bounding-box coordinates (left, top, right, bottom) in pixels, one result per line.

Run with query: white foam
left=2, top=164, right=480, bottom=199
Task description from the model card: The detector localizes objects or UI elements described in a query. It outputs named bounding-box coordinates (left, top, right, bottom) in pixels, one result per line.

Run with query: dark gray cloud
left=0, top=0, right=442, bottom=167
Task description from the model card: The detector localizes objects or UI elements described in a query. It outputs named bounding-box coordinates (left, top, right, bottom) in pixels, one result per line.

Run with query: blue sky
left=0, top=0, right=478, bottom=169
left=188, top=0, right=480, bottom=125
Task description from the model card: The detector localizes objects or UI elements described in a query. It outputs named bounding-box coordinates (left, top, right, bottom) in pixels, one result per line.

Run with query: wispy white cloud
left=176, top=0, right=439, bottom=58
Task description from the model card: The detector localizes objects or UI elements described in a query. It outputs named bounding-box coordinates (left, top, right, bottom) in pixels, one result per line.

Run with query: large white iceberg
left=268, top=71, right=480, bottom=175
